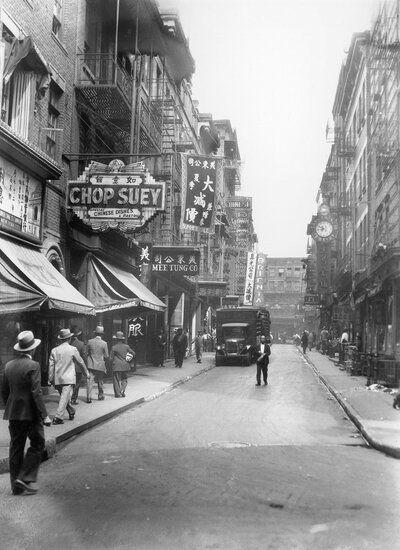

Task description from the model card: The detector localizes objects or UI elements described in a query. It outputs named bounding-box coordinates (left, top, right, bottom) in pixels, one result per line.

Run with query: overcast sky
left=158, top=0, right=379, bottom=257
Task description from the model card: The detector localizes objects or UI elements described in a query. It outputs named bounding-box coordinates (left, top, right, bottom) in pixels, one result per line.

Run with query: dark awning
left=0, top=237, right=95, bottom=315
left=87, top=256, right=166, bottom=313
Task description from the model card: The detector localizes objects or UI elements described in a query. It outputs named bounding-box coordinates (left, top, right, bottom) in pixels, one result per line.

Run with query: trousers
left=8, top=419, right=45, bottom=492
left=54, top=384, right=74, bottom=420
left=256, top=362, right=268, bottom=384
left=113, top=371, right=128, bottom=397
left=87, top=369, right=104, bottom=399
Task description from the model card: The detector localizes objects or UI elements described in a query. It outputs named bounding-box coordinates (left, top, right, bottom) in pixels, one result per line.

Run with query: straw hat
left=14, top=331, right=41, bottom=352
left=94, top=326, right=104, bottom=335
left=58, top=328, right=73, bottom=340
left=113, top=331, right=125, bottom=340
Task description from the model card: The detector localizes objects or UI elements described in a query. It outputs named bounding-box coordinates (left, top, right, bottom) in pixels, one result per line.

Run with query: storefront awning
left=88, top=256, right=166, bottom=313
left=0, top=237, right=95, bottom=315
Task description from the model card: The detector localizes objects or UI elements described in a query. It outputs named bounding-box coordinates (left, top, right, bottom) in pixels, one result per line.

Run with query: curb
left=304, top=352, right=400, bottom=459
left=0, top=362, right=215, bottom=475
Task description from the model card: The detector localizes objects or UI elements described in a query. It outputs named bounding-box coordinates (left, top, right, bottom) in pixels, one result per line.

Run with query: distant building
left=262, top=257, right=306, bottom=338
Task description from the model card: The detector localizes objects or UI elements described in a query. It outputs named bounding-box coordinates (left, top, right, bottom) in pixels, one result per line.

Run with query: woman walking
left=110, top=331, right=135, bottom=398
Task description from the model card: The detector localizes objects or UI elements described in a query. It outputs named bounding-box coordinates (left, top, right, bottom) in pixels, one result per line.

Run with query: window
left=46, top=84, right=62, bottom=159
left=53, top=0, right=63, bottom=40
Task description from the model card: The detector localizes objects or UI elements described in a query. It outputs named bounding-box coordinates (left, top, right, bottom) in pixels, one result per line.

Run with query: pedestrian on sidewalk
left=255, top=335, right=271, bottom=386
left=154, top=328, right=167, bottom=367
left=308, top=331, right=314, bottom=351
left=300, top=330, right=309, bottom=354
left=193, top=331, right=203, bottom=363
left=172, top=328, right=187, bottom=368
left=110, top=331, right=135, bottom=398
left=70, top=325, right=87, bottom=405
left=86, top=326, right=109, bottom=402
left=320, top=327, right=329, bottom=355
left=1, top=330, right=52, bottom=495
left=48, top=328, right=89, bottom=425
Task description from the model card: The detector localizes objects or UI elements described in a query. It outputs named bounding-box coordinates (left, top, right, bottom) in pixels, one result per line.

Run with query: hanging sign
left=243, top=250, right=257, bottom=306
left=128, top=316, right=146, bottom=338
left=67, top=159, right=165, bottom=232
left=151, top=246, right=200, bottom=275
left=0, top=157, right=43, bottom=241
left=181, top=155, right=219, bottom=230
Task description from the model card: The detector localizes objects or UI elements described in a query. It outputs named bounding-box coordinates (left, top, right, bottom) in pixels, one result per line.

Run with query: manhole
left=208, top=441, right=251, bottom=448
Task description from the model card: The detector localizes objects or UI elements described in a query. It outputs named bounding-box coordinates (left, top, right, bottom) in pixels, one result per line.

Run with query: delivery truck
left=215, top=306, right=271, bottom=366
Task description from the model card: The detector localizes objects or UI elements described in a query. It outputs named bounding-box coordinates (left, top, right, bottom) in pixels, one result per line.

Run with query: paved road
left=1, top=345, right=399, bottom=549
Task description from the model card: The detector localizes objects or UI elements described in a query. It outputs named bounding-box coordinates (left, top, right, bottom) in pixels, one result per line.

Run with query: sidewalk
left=303, top=347, right=400, bottom=459
left=0, top=353, right=215, bottom=475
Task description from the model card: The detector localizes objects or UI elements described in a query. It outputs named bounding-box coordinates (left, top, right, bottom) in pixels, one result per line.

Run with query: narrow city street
left=1, top=345, right=399, bottom=550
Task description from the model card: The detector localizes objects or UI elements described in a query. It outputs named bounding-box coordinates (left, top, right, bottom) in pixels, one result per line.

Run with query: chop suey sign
left=67, top=159, right=165, bottom=232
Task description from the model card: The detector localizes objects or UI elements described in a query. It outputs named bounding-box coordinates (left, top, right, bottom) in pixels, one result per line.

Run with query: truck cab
left=215, top=306, right=271, bottom=367
left=216, top=322, right=252, bottom=366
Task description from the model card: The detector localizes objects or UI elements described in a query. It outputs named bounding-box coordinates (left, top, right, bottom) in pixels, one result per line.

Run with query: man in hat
left=70, top=326, right=87, bottom=405
left=48, top=328, right=89, bottom=424
left=110, top=331, right=135, bottom=397
left=172, top=328, right=188, bottom=368
left=1, top=330, right=52, bottom=495
left=86, top=326, right=109, bottom=402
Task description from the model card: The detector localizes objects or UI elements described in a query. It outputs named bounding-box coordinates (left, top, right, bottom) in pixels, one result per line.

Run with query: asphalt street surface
left=1, top=345, right=399, bottom=549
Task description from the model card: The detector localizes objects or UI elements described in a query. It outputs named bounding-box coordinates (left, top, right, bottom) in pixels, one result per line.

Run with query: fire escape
left=369, top=7, right=400, bottom=258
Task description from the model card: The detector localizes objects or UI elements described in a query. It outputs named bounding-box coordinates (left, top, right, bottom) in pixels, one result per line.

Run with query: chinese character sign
left=243, top=251, right=258, bottom=306
left=152, top=247, right=200, bottom=275
left=182, top=155, right=218, bottom=229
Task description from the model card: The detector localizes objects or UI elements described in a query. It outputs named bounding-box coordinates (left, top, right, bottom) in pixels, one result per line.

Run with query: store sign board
left=304, top=294, right=320, bottom=305
left=181, top=155, right=219, bottom=230
left=243, top=250, right=257, bottom=306
left=198, top=282, right=227, bottom=298
left=67, top=159, right=165, bottom=232
left=151, top=247, right=201, bottom=275
left=0, top=157, right=43, bottom=240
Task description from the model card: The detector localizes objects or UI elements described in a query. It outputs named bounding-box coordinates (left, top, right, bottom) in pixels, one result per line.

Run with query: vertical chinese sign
left=182, top=155, right=219, bottom=230
left=317, top=242, right=331, bottom=297
left=243, top=250, right=258, bottom=306
left=254, top=254, right=266, bottom=305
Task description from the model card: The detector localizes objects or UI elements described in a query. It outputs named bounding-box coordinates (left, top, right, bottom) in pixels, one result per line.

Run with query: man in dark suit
left=1, top=330, right=51, bottom=495
left=86, top=326, right=109, bottom=401
left=255, top=335, right=271, bottom=386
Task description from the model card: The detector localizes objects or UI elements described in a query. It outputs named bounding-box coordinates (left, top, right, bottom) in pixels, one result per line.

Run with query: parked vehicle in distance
left=215, top=306, right=271, bottom=366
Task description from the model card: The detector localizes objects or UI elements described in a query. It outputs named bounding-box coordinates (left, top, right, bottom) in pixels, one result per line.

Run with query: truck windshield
left=222, top=327, right=247, bottom=339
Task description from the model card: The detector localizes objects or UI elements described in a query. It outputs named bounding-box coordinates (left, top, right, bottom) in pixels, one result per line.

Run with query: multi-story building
left=310, top=0, right=400, bottom=373
left=262, top=257, right=306, bottom=339
left=0, top=0, right=248, bottom=367
left=0, top=0, right=95, bottom=374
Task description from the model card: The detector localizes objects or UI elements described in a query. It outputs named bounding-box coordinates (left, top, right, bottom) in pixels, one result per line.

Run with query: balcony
left=75, top=53, right=133, bottom=129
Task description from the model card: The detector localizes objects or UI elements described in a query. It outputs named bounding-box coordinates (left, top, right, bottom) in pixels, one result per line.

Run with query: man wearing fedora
left=48, top=328, right=89, bottom=424
left=70, top=326, right=87, bottom=405
left=110, top=331, right=135, bottom=397
left=1, top=330, right=52, bottom=495
left=86, top=326, right=109, bottom=402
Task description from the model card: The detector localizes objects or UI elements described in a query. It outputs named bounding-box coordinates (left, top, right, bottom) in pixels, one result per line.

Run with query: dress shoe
left=264, top=382, right=268, bottom=386
left=98, top=395, right=105, bottom=401
left=86, top=398, right=92, bottom=403
left=121, top=392, right=125, bottom=397
left=15, top=480, right=38, bottom=494
left=255, top=383, right=261, bottom=386
left=70, top=400, right=79, bottom=405
left=114, top=395, right=122, bottom=398
left=69, top=413, right=75, bottom=420
left=52, top=417, right=64, bottom=425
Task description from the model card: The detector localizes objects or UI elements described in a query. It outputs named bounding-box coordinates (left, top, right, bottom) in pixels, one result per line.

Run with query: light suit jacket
left=48, top=342, right=87, bottom=385
left=87, top=336, right=109, bottom=373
